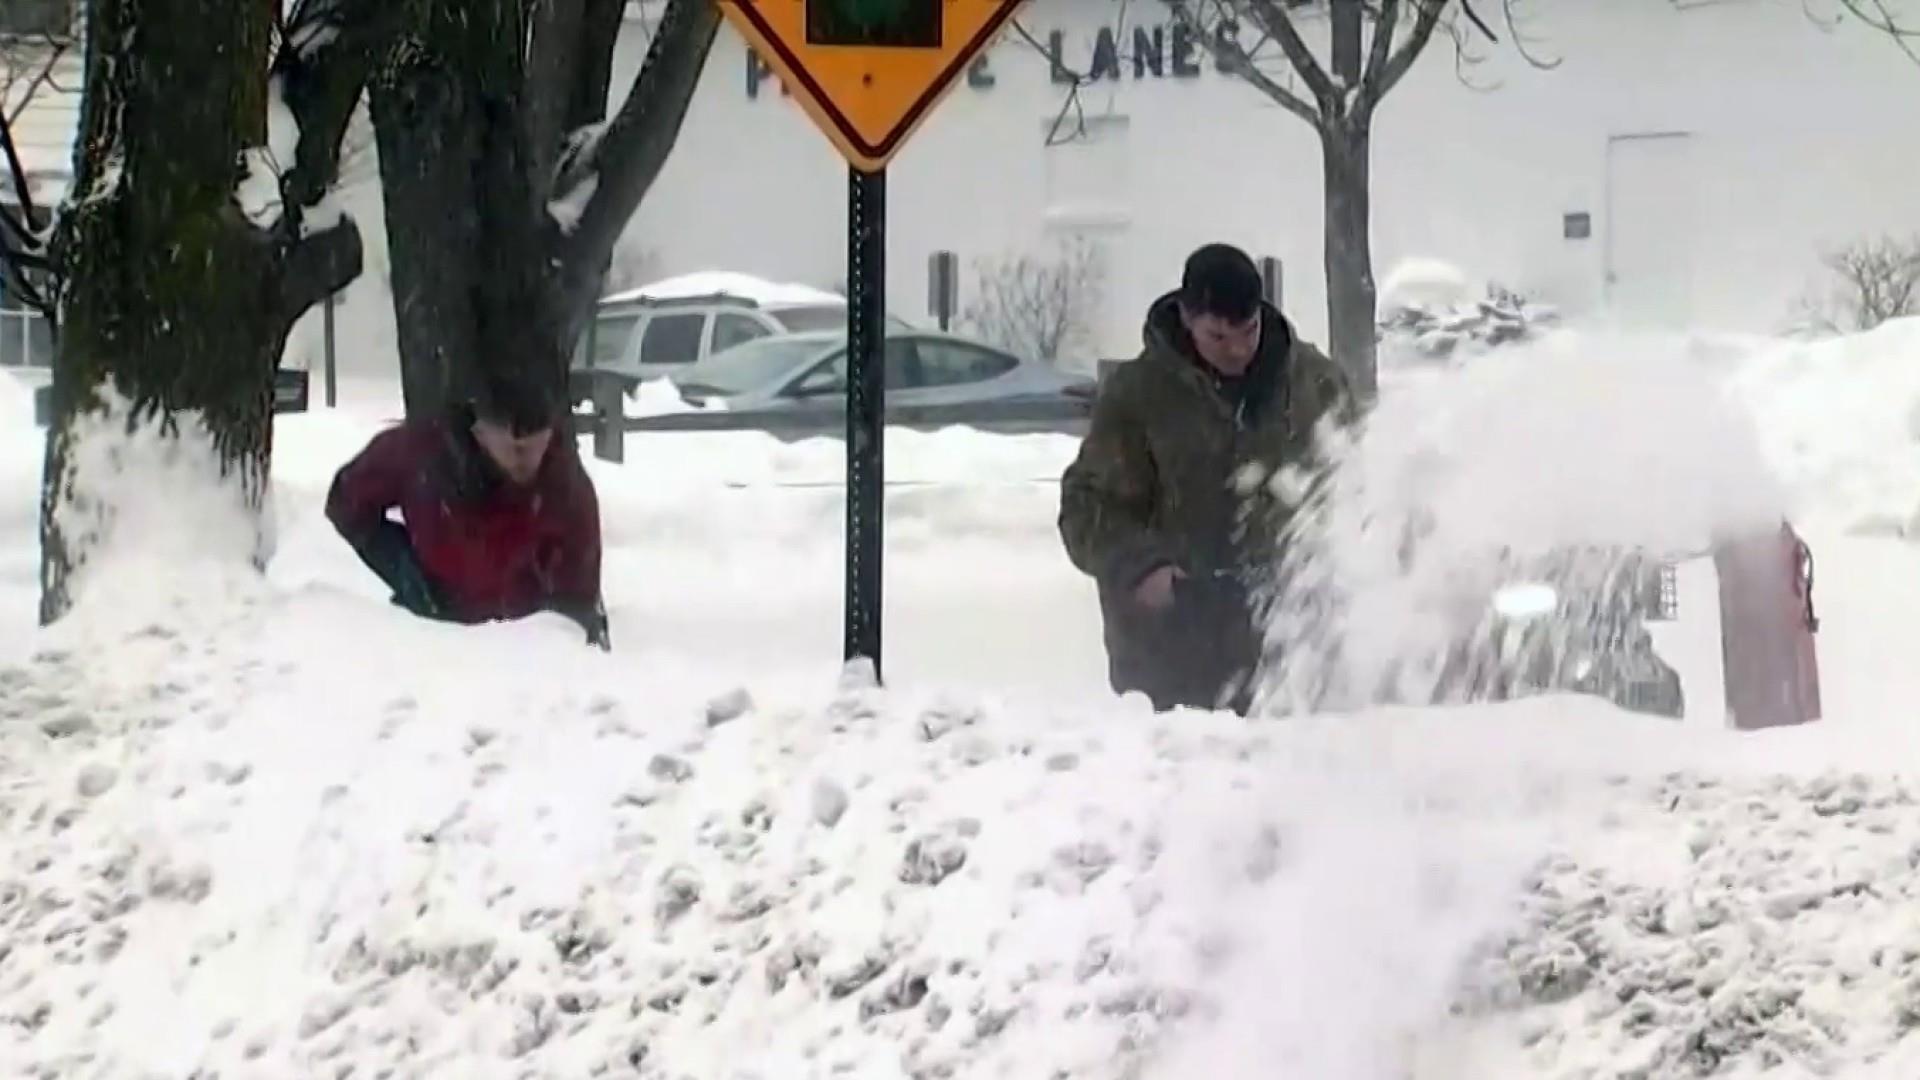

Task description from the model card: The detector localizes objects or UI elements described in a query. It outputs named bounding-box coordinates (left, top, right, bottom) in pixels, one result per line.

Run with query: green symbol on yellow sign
left=806, top=0, right=943, bottom=48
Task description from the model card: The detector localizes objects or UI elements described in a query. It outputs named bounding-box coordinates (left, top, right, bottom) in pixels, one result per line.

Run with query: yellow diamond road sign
left=719, top=0, right=1025, bottom=172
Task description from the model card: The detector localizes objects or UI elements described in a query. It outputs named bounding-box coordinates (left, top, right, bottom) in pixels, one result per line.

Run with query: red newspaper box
left=1713, top=522, right=1822, bottom=730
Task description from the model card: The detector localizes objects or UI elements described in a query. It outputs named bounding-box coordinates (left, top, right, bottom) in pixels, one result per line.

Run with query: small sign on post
left=929, top=250, right=958, bottom=331
left=1259, top=256, right=1284, bottom=310
left=718, top=0, right=1025, bottom=682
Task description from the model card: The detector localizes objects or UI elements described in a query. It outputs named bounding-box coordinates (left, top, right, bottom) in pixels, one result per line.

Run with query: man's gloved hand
left=549, top=597, right=612, bottom=652
left=352, top=520, right=452, bottom=621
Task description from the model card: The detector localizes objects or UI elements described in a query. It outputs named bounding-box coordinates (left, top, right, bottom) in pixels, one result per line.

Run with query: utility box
left=928, top=250, right=959, bottom=331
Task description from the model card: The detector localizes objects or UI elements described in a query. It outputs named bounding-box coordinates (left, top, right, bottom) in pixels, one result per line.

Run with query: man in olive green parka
left=1059, top=243, right=1356, bottom=713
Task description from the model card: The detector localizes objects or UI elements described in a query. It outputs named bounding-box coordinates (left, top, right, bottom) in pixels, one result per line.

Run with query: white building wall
left=619, top=0, right=1920, bottom=361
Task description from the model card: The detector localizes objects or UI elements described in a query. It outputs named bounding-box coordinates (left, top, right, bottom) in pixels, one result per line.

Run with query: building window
left=0, top=0, right=74, bottom=38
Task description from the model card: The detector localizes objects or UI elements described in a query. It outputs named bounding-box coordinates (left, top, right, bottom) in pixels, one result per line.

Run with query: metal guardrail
left=569, top=369, right=1092, bottom=462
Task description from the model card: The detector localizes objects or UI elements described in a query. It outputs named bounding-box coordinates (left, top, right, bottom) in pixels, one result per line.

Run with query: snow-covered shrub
left=1377, top=282, right=1560, bottom=364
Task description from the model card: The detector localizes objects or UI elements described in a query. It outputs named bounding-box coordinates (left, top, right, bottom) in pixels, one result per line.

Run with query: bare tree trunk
left=1320, top=117, right=1378, bottom=401
left=371, top=56, right=483, bottom=418
left=39, top=0, right=369, bottom=623
left=373, top=0, right=719, bottom=421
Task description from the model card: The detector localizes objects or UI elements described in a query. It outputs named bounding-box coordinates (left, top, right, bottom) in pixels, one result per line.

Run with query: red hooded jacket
left=325, top=417, right=602, bottom=625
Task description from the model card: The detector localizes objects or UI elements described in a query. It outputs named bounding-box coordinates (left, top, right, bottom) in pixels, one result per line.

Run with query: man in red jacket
left=326, top=371, right=610, bottom=650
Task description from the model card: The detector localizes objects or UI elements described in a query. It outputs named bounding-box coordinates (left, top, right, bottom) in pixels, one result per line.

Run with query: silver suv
left=572, top=287, right=910, bottom=391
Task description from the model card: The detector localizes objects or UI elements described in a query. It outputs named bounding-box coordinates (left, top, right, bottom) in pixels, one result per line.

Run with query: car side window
left=579, top=313, right=641, bottom=368
left=785, top=341, right=919, bottom=396
left=915, top=340, right=1019, bottom=387
left=789, top=354, right=846, bottom=397
left=711, top=313, right=770, bottom=354
left=882, top=338, right=922, bottom=388
left=638, top=312, right=706, bottom=366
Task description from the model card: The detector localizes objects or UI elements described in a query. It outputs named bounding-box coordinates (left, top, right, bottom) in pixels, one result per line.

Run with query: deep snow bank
left=1727, top=317, right=1920, bottom=536
left=3, top=567, right=1854, bottom=1080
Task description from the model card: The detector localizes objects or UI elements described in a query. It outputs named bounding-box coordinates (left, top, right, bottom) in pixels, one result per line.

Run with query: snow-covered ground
left=3, top=318, right=1920, bottom=1078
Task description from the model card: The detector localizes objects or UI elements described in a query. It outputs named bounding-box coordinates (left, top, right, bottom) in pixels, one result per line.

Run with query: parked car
left=571, top=272, right=911, bottom=389
left=667, top=328, right=1096, bottom=415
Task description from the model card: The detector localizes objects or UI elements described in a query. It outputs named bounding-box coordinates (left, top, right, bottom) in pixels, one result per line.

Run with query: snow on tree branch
left=555, top=0, right=719, bottom=281
left=271, top=0, right=407, bottom=213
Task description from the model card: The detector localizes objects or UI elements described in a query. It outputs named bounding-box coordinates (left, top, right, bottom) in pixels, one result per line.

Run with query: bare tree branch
left=1006, top=19, right=1097, bottom=145
left=1837, top=0, right=1920, bottom=62
left=566, top=0, right=629, bottom=130
left=1167, top=0, right=1322, bottom=125
left=2, top=33, right=70, bottom=125
left=1368, top=0, right=1449, bottom=102
left=556, top=0, right=720, bottom=298
left=1364, top=0, right=1402, bottom=86
left=1502, top=0, right=1563, bottom=68
left=277, top=217, right=364, bottom=319
left=525, top=0, right=591, bottom=190
left=273, top=0, right=409, bottom=211
left=1241, top=0, right=1341, bottom=108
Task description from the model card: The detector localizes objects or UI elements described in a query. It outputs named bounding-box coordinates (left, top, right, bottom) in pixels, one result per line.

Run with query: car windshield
left=675, top=336, right=827, bottom=395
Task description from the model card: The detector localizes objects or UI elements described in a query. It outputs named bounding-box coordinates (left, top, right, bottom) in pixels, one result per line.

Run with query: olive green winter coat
left=1059, top=292, right=1355, bottom=712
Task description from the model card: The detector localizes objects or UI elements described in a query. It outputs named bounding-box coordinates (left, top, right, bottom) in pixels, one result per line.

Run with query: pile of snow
left=0, top=564, right=1820, bottom=1080
left=626, top=376, right=725, bottom=417
left=0, top=366, right=31, bottom=427
left=1379, top=257, right=1478, bottom=314
left=1437, top=768, right=1920, bottom=1078
left=604, top=272, right=845, bottom=308
left=1726, top=316, right=1920, bottom=536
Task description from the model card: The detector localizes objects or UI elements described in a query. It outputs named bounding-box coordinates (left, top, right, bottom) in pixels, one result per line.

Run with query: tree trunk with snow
left=1321, top=118, right=1378, bottom=400
left=371, top=0, right=719, bottom=420
left=37, top=0, right=387, bottom=623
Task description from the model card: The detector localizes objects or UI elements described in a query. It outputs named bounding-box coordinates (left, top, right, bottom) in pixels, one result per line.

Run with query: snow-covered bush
left=1377, top=283, right=1560, bottom=364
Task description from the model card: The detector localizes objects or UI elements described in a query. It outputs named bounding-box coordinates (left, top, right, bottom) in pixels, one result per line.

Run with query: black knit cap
left=470, top=366, right=558, bottom=436
left=1179, top=243, right=1262, bottom=323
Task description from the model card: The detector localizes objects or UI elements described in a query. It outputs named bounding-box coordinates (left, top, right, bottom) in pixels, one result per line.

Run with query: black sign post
left=719, top=0, right=1027, bottom=686
left=845, top=168, right=886, bottom=677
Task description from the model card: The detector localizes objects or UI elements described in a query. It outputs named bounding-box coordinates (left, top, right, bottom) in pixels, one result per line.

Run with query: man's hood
left=1140, top=290, right=1298, bottom=423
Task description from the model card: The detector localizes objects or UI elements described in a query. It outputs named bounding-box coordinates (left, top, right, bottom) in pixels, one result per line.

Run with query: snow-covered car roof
left=601, top=272, right=845, bottom=309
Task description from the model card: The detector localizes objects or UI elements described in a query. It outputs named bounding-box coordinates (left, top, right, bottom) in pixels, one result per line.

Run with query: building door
left=1604, top=131, right=1699, bottom=329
